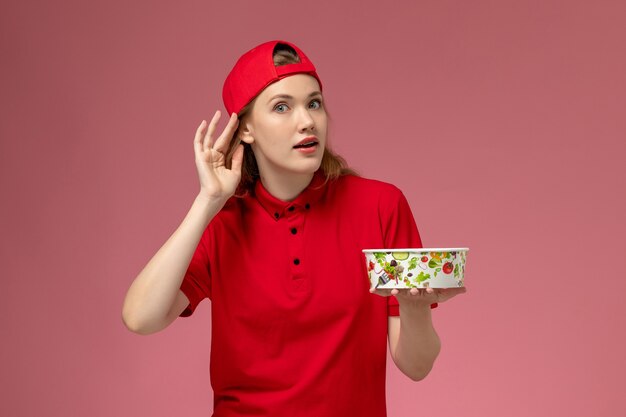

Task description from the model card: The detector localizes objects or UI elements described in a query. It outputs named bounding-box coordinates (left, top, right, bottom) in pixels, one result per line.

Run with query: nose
left=296, top=106, right=315, bottom=132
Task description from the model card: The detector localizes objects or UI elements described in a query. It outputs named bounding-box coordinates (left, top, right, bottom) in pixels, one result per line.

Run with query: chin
left=295, top=165, right=322, bottom=176
left=290, top=159, right=323, bottom=176
left=307, top=156, right=324, bottom=172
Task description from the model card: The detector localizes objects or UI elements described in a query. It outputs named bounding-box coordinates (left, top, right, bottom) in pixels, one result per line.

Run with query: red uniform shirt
left=180, top=171, right=424, bottom=416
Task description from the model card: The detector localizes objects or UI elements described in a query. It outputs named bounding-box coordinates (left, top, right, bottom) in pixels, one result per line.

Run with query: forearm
left=393, top=305, right=441, bottom=381
left=122, top=194, right=224, bottom=333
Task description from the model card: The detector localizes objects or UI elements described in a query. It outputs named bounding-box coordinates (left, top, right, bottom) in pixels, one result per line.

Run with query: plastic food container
left=362, top=248, right=469, bottom=289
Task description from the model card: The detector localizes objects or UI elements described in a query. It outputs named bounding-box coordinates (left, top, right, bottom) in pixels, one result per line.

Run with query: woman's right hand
left=194, top=110, right=244, bottom=202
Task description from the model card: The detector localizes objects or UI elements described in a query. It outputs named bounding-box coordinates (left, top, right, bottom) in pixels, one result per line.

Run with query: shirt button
left=291, top=228, right=297, bottom=235
left=288, top=206, right=295, bottom=212
left=274, top=212, right=279, bottom=219
left=293, top=258, right=300, bottom=265
left=305, top=203, right=310, bottom=210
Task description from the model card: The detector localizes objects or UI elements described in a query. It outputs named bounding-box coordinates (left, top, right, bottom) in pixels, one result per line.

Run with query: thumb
left=230, top=144, right=244, bottom=173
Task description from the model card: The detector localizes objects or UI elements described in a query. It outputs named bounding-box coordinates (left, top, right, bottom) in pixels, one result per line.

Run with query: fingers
left=230, top=144, right=244, bottom=173
left=194, top=111, right=220, bottom=155
left=369, top=288, right=393, bottom=297
left=399, top=288, right=426, bottom=297
left=213, top=112, right=239, bottom=153
left=204, top=111, right=221, bottom=152
left=194, top=111, right=239, bottom=157
left=372, top=288, right=419, bottom=296
left=194, top=119, right=207, bottom=156
left=371, top=287, right=466, bottom=300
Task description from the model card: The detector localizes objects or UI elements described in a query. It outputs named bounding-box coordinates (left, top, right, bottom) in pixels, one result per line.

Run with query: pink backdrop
left=1, top=0, right=625, bottom=416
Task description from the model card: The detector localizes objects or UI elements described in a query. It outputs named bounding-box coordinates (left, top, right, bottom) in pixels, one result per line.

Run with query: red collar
left=254, top=171, right=327, bottom=221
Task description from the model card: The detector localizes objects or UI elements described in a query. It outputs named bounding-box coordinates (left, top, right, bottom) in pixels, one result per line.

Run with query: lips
left=293, top=136, right=319, bottom=149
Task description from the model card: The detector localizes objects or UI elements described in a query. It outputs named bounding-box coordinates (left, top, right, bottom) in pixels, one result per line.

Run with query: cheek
left=315, top=114, right=328, bottom=128
left=256, top=119, right=283, bottom=137
left=317, top=122, right=328, bottom=140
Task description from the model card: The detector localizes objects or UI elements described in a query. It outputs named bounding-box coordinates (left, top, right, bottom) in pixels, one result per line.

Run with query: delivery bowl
left=362, top=248, right=469, bottom=290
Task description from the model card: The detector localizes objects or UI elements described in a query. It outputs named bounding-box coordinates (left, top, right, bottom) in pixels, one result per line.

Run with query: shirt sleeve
left=179, top=231, right=212, bottom=317
left=379, top=186, right=437, bottom=315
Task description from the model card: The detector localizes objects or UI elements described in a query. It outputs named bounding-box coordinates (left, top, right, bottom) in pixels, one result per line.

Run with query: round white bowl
left=362, top=248, right=469, bottom=289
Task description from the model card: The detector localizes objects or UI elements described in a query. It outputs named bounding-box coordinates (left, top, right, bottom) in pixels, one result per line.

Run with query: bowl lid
left=362, top=247, right=469, bottom=253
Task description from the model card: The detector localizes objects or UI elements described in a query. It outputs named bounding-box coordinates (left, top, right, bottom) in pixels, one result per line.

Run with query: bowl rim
left=362, top=247, right=469, bottom=253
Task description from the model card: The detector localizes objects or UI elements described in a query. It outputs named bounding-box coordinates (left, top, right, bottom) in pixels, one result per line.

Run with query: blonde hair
left=224, top=43, right=357, bottom=196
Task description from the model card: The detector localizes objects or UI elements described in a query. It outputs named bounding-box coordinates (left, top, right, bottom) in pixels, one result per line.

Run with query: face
left=239, top=74, right=328, bottom=179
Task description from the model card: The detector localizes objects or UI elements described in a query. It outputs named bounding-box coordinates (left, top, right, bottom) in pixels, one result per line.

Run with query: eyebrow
left=267, top=91, right=322, bottom=104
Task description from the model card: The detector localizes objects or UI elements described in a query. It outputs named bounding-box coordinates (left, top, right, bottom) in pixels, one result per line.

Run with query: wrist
left=398, top=300, right=433, bottom=317
left=195, top=191, right=228, bottom=207
left=399, top=301, right=432, bottom=311
left=191, top=193, right=227, bottom=222
left=398, top=303, right=435, bottom=334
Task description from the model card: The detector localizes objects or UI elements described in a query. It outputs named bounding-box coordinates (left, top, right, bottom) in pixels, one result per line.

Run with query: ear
left=239, top=122, right=254, bottom=145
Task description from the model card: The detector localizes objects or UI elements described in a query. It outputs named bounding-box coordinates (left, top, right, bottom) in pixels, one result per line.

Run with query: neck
left=259, top=170, right=315, bottom=201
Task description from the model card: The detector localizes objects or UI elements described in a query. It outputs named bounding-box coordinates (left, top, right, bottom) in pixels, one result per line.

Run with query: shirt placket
left=284, top=204, right=308, bottom=293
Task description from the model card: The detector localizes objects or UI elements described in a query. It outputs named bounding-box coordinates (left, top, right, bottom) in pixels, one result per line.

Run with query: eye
left=274, top=103, right=289, bottom=113
left=273, top=99, right=322, bottom=113
left=309, top=99, right=322, bottom=109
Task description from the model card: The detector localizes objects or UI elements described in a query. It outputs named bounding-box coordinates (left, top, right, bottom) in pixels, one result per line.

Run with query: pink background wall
left=1, top=0, right=625, bottom=416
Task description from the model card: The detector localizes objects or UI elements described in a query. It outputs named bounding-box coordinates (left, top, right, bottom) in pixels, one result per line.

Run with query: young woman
left=122, top=40, right=465, bottom=416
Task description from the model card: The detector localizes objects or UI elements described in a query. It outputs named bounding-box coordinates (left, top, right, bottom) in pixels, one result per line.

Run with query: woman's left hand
left=370, top=286, right=467, bottom=309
